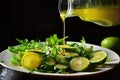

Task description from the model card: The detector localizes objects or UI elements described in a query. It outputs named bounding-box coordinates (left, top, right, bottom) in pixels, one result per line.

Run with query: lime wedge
left=70, top=57, right=90, bottom=71
left=90, top=51, right=107, bottom=64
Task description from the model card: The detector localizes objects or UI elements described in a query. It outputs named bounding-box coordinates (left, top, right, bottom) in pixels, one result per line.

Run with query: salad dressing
left=61, top=7, right=120, bottom=27
left=60, top=0, right=120, bottom=35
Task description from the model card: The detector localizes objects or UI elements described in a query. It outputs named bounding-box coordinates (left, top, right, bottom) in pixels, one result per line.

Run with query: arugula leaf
left=16, top=38, right=29, bottom=46
left=10, top=53, right=21, bottom=66
left=46, top=34, right=68, bottom=46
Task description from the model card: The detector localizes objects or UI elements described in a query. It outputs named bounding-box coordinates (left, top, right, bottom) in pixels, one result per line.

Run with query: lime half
left=90, top=51, right=107, bottom=64
left=70, top=57, right=90, bottom=71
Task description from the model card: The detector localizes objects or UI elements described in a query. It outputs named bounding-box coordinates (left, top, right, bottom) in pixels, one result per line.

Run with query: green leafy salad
left=8, top=34, right=107, bottom=74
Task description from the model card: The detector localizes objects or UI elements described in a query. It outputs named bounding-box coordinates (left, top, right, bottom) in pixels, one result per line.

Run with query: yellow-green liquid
left=60, top=7, right=120, bottom=43
left=61, top=7, right=120, bottom=26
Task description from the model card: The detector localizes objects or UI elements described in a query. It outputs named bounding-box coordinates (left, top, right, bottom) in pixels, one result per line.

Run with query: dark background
left=0, top=0, right=120, bottom=80
left=0, top=0, right=120, bottom=50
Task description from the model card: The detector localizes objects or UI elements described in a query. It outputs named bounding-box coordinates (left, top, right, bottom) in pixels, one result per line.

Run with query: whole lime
left=101, top=37, right=120, bottom=53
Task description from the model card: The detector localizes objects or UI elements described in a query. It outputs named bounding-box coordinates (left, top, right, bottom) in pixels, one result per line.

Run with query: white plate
left=0, top=42, right=120, bottom=77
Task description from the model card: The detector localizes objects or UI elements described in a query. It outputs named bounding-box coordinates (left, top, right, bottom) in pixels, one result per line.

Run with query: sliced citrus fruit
left=21, top=52, right=41, bottom=69
left=70, top=57, right=90, bottom=71
left=90, top=51, right=107, bottom=64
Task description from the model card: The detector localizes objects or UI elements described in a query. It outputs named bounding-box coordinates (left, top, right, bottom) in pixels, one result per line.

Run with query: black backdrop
left=0, top=0, right=120, bottom=51
left=0, top=0, right=120, bottom=80
left=0, top=0, right=63, bottom=51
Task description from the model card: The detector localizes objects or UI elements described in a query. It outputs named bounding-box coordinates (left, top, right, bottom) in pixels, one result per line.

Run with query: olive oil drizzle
left=63, top=20, right=66, bottom=44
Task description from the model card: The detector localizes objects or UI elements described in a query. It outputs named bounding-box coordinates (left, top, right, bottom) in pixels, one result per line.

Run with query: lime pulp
left=90, top=51, right=107, bottom=64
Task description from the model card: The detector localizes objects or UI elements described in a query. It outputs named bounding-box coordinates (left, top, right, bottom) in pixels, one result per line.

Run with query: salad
left=8, top=34, right=107, bottom=74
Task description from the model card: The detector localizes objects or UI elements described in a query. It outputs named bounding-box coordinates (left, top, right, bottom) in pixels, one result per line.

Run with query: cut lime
left=90, top=51, right=107, bottom=64
left=21, top=52, right=41, bottom=69
left=70, top=57, right=90, bottom=71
